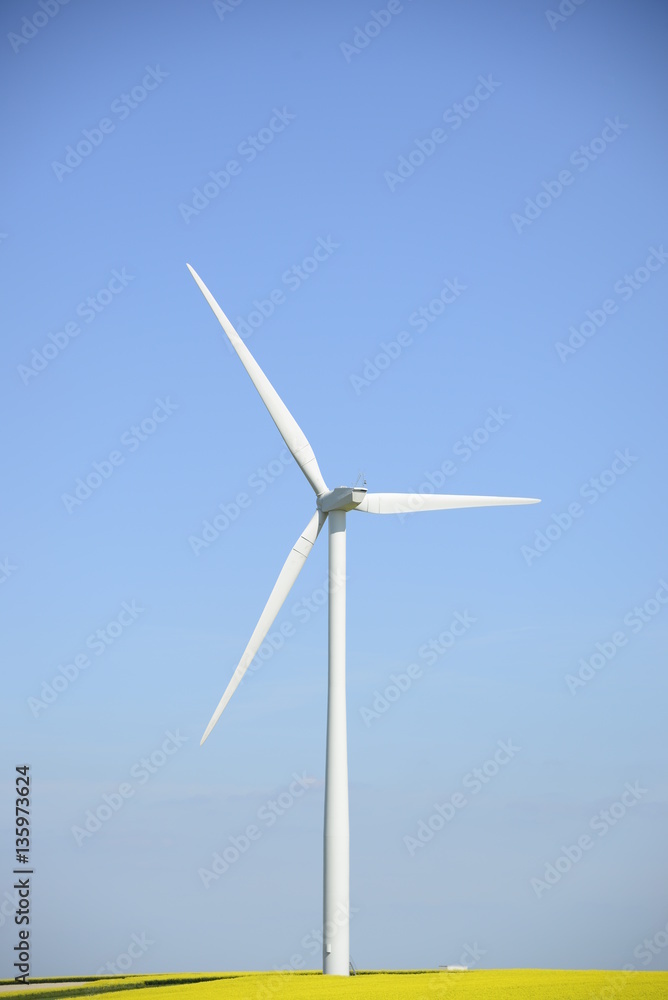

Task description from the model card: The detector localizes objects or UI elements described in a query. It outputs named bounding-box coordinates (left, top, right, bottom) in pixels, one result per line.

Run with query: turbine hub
left=317, top=486, right=367, bottom=512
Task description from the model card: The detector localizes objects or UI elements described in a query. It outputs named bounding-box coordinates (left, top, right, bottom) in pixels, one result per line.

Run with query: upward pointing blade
left=357, top=493, right=540, bottom=514
left=187, top=264, right=328, bottom=497
left=200, top=509, right=327, bottom=745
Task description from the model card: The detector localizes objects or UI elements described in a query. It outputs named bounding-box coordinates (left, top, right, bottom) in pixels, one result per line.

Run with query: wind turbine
left=187, top=264, right=539, bottom=976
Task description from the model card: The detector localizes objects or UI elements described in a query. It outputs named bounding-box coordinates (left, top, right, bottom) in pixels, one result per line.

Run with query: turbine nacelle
left=317, top=486, right=368, bottom=512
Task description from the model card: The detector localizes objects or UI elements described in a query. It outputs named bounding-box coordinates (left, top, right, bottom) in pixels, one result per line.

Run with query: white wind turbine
left=187, top=264, right=539, bottom=976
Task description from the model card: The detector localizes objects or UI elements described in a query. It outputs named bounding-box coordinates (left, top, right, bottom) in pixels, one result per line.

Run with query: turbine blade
left=200, top=509, right=327, bottom=744
left=187, top=264, right=328, bottom=497
left=357, top=493, right=541, bottom=514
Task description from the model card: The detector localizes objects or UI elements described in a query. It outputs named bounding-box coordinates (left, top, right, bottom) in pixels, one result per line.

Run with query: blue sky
left=1, top=0, right=667, bottom=977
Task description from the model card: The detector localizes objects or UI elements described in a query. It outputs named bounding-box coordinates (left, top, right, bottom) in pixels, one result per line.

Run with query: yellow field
left=3, top=969, right=668, bottom=1000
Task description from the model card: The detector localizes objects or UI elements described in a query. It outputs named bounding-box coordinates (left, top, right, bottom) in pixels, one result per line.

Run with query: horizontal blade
left=357, top=493, right=540, bottom=514
left=187, top=264, right=328, bottom=497
left=200, top=509, right=327, bottom=745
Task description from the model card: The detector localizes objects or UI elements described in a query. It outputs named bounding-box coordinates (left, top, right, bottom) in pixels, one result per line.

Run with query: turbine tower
left=187, top=264, right=539, bottom=976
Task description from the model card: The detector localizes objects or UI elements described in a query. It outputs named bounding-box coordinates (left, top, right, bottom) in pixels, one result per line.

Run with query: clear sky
left=1, top=0, right=667, bottom=978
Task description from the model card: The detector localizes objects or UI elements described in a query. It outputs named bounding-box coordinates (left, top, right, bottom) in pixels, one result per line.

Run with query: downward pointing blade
left=357, top=493, right=540, bottom=514
left=187, top=264, right=328, bottom=497
left=200, top=509, right=327, bottom=745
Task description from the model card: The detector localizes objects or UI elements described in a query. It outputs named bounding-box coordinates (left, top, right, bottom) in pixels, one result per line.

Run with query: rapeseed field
left=3, top=969, right=668, bottom=1000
